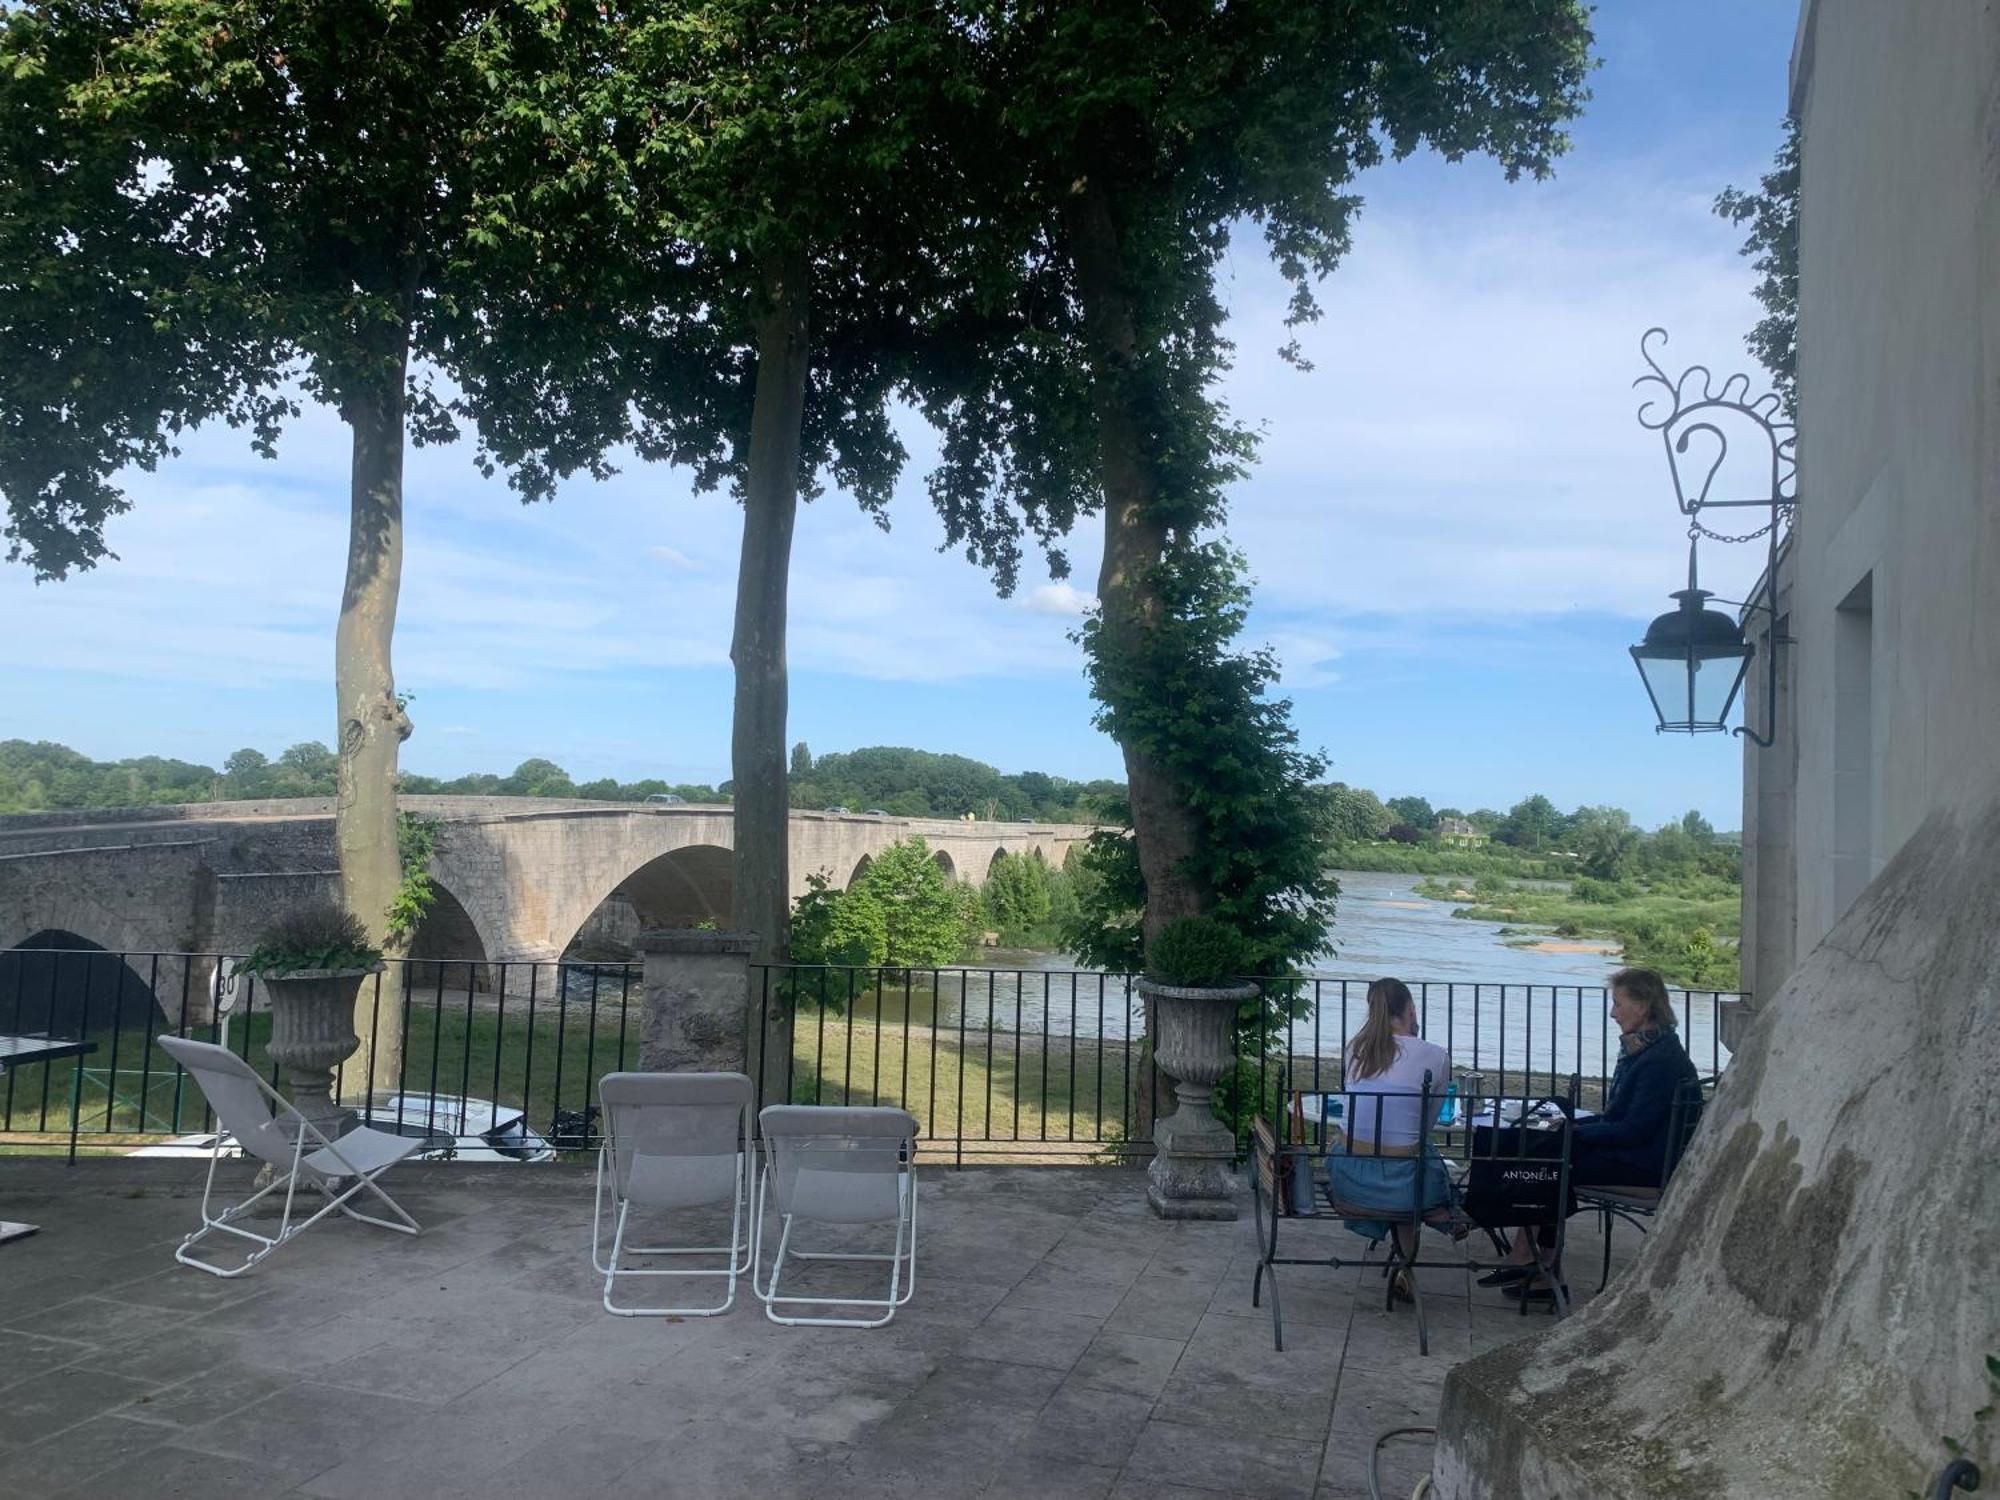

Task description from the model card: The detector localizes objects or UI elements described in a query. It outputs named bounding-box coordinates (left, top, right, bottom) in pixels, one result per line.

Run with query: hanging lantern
left=1630, top=583, right=1755, bottom=734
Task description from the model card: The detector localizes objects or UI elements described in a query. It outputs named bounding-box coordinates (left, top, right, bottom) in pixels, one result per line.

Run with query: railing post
left=636, top=930, right=758, bottom=1081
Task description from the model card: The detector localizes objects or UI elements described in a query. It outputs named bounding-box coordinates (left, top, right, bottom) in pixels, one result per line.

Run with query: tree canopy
left=908, top=0, right=1593, bottom=978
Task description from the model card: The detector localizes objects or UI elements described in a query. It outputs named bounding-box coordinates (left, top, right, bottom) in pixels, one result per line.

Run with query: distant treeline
left=0, top=739, right=1118, bottom=823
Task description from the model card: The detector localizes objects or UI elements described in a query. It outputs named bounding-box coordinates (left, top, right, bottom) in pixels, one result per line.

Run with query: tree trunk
left=732, top=247, right=811, bottom=1102
left=1063, top=181, right=1208, bottom=947
left=335, top=327, right=414, bottom=1098
left=1064, top=180, right=1209, bottom=1144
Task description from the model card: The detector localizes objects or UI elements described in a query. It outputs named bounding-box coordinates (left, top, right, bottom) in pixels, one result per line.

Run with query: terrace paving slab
left=0, top=1159, right=1634, bottom=1498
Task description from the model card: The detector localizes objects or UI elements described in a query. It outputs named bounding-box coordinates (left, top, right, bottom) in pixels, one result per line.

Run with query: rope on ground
left=1367, top=1425, right=1439, bottom=1500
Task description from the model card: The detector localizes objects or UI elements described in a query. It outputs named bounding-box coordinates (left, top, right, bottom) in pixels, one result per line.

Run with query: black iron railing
left=0, top=947, right=1743, bottom=1163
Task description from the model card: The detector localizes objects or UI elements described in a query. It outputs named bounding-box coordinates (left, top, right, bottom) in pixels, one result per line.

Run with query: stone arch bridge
left=0, top=797, right=1093, bottom=1025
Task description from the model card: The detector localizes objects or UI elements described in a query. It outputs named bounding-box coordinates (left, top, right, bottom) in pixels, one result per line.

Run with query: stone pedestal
left=262, top=967, right=373, bottom=1141
left=637, top=930, right=756, bottom=1076
left=1431, top=800, right=2000, bottom=1497
left=1140, top=979, right=1257, bottom=1221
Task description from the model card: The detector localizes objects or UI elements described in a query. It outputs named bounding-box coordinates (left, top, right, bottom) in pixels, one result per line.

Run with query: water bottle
left=1324, top=1095, right=1344, bottom=1127
left=1438, top=1081, right=1459, bottom=1128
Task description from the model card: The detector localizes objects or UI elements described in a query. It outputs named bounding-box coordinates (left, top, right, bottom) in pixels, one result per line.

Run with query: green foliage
left=1319, top=784, right=1393, bottom=845
left=385, top=814, right=443, bottom=943
left=790, top=746, right=1118, bottom=824
left=1437, top=874, right=1742, bottom=990
left=1062, top=826, right=1147, bottom=974
left=1078, top=544, right=1340, bottom=979
left=790, top=871, right=888, bottom=969
left=1494, top=793, right=1566, bottom=851
left=0, top=740, right=215, bottom=811
left=790, top=838, right=980, bottom=970
left=1715, top=119, right=1800, bottom=417
left=0, top=0, right=629, bottom=578
left=239, top=904, right=381, bottom=978
left=0, top=739, right=1125, bottom=817
left=981, top=853, right=1054, bottom=940
left=1385, top=795, right=1436, bottom=831
left=1146, top=916, right=1251, bottom=989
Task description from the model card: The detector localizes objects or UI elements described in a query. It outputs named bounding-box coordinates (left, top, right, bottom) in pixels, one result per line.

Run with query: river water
left=822, top=870, right=1733, bottom=1085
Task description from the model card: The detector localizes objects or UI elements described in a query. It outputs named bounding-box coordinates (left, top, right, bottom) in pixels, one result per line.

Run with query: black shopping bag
left=1462, top=1154, right=1566, bottom=1229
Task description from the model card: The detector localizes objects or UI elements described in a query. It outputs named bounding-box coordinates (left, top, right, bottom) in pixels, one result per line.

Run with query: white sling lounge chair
left=156, top=1035, right=423, bottom=1277
left=592, top=1071, right=754, bottom=1316
left=753, top=1104, right=919, bottom=1328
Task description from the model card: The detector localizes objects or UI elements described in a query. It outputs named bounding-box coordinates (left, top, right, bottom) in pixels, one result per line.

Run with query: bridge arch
left=406, top=879, right=498, bottom=994
left=932, top=849, right=957, bottom=882
left=0, top=929, right=160, bottom=1037
left=556, top=843, right=734, bottom=960
left=847, top=854, right=873, bottom=889
left=986, top=847, right=1011, bottom=880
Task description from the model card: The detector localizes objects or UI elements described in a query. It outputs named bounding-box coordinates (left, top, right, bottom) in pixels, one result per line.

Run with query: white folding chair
left=591, top=1071, right=754, bottom=1316
left=156, top=1035, right=424, bottom=1277
left=753, top=1105, right=919, bottom=1328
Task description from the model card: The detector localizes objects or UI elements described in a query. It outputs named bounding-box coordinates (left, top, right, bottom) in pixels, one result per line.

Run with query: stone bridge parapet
left=0, top=798, right=1096, bottom=1022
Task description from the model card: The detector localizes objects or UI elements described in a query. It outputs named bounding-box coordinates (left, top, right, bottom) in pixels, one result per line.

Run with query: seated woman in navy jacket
left=1485, top=966, right=1700, bottom=1304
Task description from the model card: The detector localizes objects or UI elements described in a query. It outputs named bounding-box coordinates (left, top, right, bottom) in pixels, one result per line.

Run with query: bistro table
left=0, top=1032, right=100, bottom=1244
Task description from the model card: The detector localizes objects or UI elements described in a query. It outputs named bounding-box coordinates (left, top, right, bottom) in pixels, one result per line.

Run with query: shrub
left=239, top=904, right=381, bottom=977
left=1146, top=915, right=1251, bottom=988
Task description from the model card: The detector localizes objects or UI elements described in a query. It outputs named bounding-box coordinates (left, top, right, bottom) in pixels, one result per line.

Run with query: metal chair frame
left=1574, top=1076, right=1712, bottom=1292
left=591, top=1072, right=756, bottom=1318
left=156, top=1036, right=422, bottom=1279
left=752, top=1105, right=919, bottom=1329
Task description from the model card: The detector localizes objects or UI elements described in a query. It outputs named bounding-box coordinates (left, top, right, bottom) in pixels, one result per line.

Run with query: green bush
left=790, top=837, right=979, bottom=970
left=1146, top=915, right=1251, bottom=988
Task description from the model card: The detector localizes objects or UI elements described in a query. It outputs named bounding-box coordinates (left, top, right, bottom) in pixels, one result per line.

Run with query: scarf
left=1620, top=1021, right=1676, bottom=1057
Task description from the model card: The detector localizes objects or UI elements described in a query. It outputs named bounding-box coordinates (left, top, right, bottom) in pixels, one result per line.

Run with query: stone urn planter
left=1138, top=976, right=1259, bottom=1221
left=261, top=966, right=379, bottom=1142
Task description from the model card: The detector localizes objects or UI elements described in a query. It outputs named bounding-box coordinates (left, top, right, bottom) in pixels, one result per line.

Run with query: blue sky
left=0, top=2, right=1802, bottom=828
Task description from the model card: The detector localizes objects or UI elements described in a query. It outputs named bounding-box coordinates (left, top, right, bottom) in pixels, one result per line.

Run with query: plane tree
left=461, top=0, right=1001, bottom=981
left=920, top=0, right=1596, bottom=972
left=0, top=0, right=622, bottom=1085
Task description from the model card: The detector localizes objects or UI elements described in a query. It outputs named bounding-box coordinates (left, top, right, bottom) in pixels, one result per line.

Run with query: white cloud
left=1214, top=166, right=1777, bottom=623
left=1264, top=630, right=1344, bottom=690
left=644, top=545, right=703, bottom=571
left=1021, top=582, right=1095, bottom=617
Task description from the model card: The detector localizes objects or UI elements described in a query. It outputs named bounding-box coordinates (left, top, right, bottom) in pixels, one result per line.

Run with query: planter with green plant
left=1138, top=915, right=1259, bottom=1220
left=237, top=905, right=383, bottom=1139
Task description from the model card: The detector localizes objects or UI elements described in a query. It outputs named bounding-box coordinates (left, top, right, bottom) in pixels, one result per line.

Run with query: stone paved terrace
left=0, top=1162, right=1636, bottom=1499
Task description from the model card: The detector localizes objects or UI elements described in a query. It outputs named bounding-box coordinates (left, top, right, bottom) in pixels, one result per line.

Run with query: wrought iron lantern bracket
left=1630, top=329, right=1797, bottom=745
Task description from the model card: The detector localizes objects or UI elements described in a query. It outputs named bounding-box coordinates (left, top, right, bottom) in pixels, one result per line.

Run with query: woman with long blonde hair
left=1327, top=978, right=1457, bottom=1301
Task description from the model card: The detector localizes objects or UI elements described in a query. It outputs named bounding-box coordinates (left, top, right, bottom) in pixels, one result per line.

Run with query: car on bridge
left=824, top=805, right=851, bottom=814
left=642, top=793, right=686, bottom=806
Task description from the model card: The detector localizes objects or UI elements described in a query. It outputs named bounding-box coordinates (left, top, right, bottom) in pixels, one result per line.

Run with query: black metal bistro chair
left=1253, top=1072, right=1496, bottom=1357
left=1572, top=1076, right=1712, bottom=1292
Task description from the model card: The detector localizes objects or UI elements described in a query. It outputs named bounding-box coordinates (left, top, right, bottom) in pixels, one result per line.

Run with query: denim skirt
left=1325, top=1145, right=1454, bottom=1242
